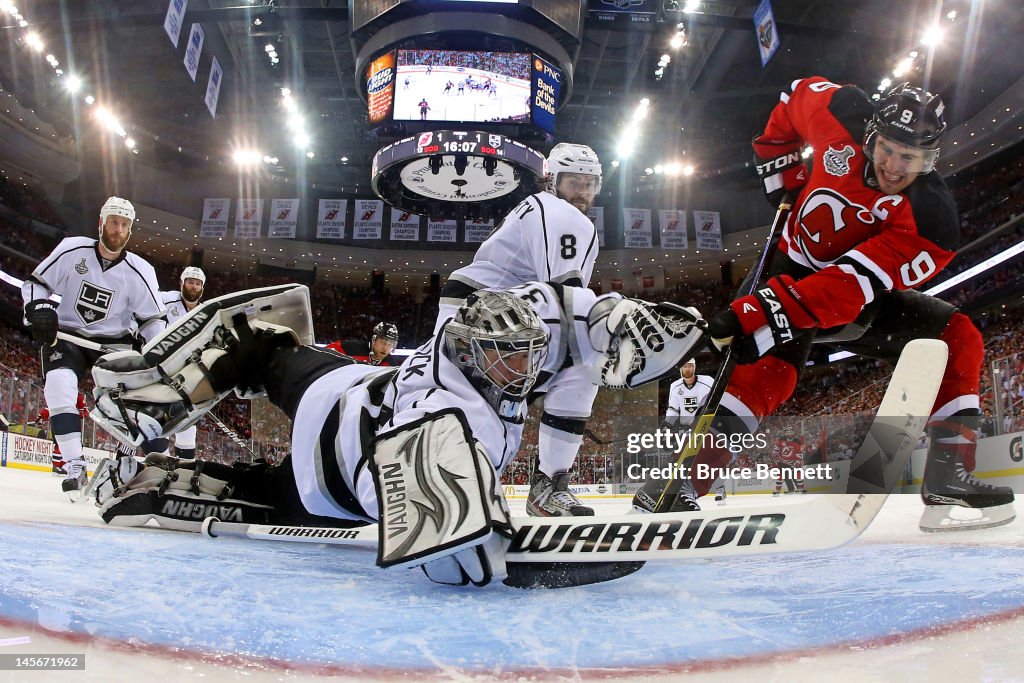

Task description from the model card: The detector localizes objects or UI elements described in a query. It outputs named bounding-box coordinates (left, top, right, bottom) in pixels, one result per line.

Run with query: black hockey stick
left=54, top=331, right=121, bottom=354
left=652, top=194, right=794, bottom=512
left=208, top=411, right=261, bottom=460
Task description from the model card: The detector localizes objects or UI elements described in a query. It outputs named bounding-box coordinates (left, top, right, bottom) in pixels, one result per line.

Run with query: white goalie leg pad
left=93, top=283, right=312, bottom=393
left=370, top=409, right=512, bottom=586
left=98, top=461, right=276, bottom=531
left=92, top=346, right=236, bottom=446
left=594, top=299, right=706, bottom=389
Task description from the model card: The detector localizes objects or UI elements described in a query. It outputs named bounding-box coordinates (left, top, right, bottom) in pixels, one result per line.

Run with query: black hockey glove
left=25, top=299, right=59, bottom=346
left=752, top=134, right=808, bottom=208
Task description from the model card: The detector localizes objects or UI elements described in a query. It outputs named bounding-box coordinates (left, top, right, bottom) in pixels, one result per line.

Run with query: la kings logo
left=823, top=144, right=855, bottom=177
left=75, top=281, right=114, bottom=326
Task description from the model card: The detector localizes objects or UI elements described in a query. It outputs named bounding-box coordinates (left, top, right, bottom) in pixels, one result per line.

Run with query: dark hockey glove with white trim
left=753, top=135, right=808, bottom=208
left=25, top=299, right=59, bottom=346
left=708, top=275, right=818, bottom=364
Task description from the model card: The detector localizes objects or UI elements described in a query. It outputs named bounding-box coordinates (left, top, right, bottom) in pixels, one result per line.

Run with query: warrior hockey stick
left=199, top=338, right=947, bottom=587
left=651, top=194, right=793, bottom=513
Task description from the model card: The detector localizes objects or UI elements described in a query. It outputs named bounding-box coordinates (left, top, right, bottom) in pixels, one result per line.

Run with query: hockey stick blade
left=503, top=560, right=645, bottom=589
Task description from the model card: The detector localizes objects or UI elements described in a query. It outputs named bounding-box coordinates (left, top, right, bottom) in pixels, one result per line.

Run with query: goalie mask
left=443, top=291, right=548, bottom=420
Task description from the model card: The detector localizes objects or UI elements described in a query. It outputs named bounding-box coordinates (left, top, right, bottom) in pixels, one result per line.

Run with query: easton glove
left=707, top=275, right=818, bottom=364
left=752, top=134, right=808, bottom=207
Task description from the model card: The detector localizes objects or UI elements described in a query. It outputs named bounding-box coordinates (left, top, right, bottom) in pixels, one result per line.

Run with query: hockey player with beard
left=158, top=266, right=207, bottom=459
left=327, top=321, right=400, bottom=366
left=22, top=196, right=165, bottom=494
left=89, top=282, right=705, bottom=587
left=635, top=78, right=1014, bottom=531
left=665, top=358, right=713, bottom=428
left=437, top=143, right=604, bottom=518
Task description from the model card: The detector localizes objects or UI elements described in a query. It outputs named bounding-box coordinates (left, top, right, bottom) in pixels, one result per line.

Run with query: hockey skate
left=526, top=471, right=595, bottom=517
left=631, top=475, right=701, bottom=513
left=61, top=457, right=88, bottom=499
left=919, top=444, right=1015, bottom=532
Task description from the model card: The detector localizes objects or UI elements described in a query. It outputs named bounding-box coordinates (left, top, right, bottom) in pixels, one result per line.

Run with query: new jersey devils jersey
left=325, top=339, right=398, bottom=366
left=23, top=236, right=165, bottom=341
left=763, top=76, right=959, bottom=329
left=769, top=437, right=804, bottom=467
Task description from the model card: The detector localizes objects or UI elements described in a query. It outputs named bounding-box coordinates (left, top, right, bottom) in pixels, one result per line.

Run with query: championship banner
left=163, top=0, right=188, bottom=48
left=754, top=0, right=781, bottom=67
left=315, top=199, right=347, bottom=239
left=694, top=210, right=723, bottom=250
left=622, top=207, right=652, bottom=248
left=183, top=23, right=204, bottom=82
left=204, top=56, right=222, bottom=118
left=389, top=210, right=421, bottom=241
left=427, top=218, right=457, bottom=242
left=233, top=198, right=263, bottom=239
left=464, top=218, right=494, bottom=244
left=353, top=199, right=384, bottom=240
left=268, top=198, right=299, bottom=239
left=587, top=206, right=605, bottom=248
left=659, top=209, right=688, bottom=250
left=199, top=198, right=229, bottom=238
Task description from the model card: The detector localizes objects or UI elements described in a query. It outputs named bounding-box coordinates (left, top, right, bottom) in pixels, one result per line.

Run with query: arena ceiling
left=3, top=0, right=1024, bottom=283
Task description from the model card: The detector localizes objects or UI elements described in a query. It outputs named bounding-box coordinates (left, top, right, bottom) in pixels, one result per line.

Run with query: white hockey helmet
left=443, top=290, right=548, bottom=420
left=180, top=266, right=207, bottom=287
left=546, top=143, right=602, bottom=196
left=99, top=196, right=136, bottom=225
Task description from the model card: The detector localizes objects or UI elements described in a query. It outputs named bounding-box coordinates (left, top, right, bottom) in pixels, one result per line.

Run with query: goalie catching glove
left=708, top=275, right=818, bottom=364
left=370, top=410, right=513, bottom=587
left=589, top=297, right=706, bottom=389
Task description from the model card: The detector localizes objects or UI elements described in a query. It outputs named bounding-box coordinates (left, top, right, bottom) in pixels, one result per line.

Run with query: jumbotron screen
left=392, top=50, right=533, bottom=124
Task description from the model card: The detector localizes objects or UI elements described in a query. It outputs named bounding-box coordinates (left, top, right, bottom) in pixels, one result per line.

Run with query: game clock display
left=372, top=130, right=545, bottom=219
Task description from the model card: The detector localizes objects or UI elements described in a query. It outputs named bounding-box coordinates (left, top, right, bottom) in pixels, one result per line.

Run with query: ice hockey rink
left=2, top=465, right=1023, bottom=683
left=392, top=67, right=531, bottom=124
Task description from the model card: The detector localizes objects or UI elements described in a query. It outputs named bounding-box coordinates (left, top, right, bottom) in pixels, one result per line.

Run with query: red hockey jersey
left=326, top=339, right=398, bottom=367
left=760, top=76, right=960, bottom=329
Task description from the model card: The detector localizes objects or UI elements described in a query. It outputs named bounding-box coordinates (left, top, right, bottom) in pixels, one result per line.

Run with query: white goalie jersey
left=290, top=282, right=618, bottom=523
left=22, top=236, right=165, bottom=342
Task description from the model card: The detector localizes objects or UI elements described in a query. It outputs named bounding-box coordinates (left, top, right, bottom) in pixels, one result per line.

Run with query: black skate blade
left=503, top=561, right=645, bottom=589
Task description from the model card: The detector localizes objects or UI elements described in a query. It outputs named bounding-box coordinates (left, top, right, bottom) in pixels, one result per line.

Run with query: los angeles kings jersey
left=23, top=236, right=165, bottom=341
left=436, top=192, right=599, bottom=330
left=763, top=76, right=960, bottom=329
left=290, top=282, right=615, bottom=523
left=666, top=375, right=714, bottom=426
left=160, top=290, right=193, bottom=322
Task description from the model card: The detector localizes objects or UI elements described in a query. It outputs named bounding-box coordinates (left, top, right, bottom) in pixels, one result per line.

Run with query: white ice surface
left=1, top=466, right=1023, bottom=683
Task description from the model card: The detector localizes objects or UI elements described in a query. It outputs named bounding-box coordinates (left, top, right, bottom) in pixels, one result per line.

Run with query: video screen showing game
left=392, top=49, right=533, bottom=124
